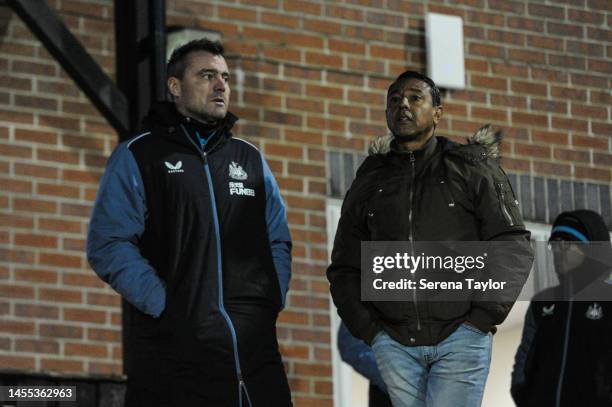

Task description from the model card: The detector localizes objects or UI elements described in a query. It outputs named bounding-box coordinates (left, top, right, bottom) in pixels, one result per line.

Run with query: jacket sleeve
left=86, top=142, right=166, bottom=317
left=327, top=184, right=381, bottom=345
left=466, top=159, right=534, bottom=333
left=338, top=322, right=387, bottom=392
left=511, top=303, right=537, bottom=405
left=262, top=156, right=292, bottom=308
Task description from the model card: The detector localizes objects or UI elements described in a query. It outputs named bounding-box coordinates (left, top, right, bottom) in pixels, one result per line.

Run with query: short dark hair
left=167, top=38, right=225, bottom=79
left=388, top=71, right=441, bottom=107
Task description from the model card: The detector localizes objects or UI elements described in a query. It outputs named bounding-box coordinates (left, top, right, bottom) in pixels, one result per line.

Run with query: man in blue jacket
left=87, top=39, right=292, bottom=407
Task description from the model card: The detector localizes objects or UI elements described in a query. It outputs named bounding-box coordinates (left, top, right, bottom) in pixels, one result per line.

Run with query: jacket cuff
left=467, top=307, right=497, bottom=334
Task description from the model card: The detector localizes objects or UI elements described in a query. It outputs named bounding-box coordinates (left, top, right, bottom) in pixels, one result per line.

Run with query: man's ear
left=167, top=77, right=181, bottom=99
left=433, top=105, right=444, bottom=125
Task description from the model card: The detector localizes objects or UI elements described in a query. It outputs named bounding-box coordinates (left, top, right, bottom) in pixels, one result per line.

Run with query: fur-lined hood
left=368, top=124, right=502, bottom=159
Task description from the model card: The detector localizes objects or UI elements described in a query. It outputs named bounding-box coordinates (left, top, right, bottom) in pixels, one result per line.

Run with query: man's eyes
left=389, top=94, right=422, bottom=103
left=199, top=72, right=230, bottom=83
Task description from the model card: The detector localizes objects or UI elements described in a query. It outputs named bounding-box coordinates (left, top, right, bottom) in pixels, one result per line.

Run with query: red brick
left=0, top=355, right=36, bottom=370
left=515, top=143, right=551, bottom=159
left=41, top=358, right=83, bottom=373
left=326, top=5, right=364, bottom=20
left=37, top=148, right=81, bottom=165
left=593, top=153, right=612, bottom=167
left=575, top=166, right=610, bottom=182
left=64, top=308, right=106, bottom=324
left=40, top=253, right=82, bottom=269
left=283, top=0, right=321, bottom=14
left=554, top=148, right=590, bottom=163
left=263, top=110, right=302, bottom=127
left=529, top=99, right=567, bottom=115
left=39, top=288, right=82, bottom=303
left=36, top=183, right=80, bottom=199
left=306, top=84, right=343, bottom=100
left=549, top=54, right=585, bottom=70
left=527, top=35, right=564, bottom=51
left=14, top=95, right=58, bottom=111
left=0, top=319, right=35, bottom=335
left=65, top=342, right=108, bottom=358
left=471, top=75, right=507, bottom=91
left=490, top=95, right=527, bottom=109
left=572, top=135, right=608, bottom=149
left=286, top=196, right=325, bottom=210
left=0, top=248, right=35, bottom=264
left=0, top=143, right=32, bottom=158
left=63, top=272, right=105, bottom=288
left=512, top=112, right=548, bottom=127
left=508, top=49, right=545, bottom=64
left=303, top=18, right=342, bottom=35
left=62, top=169, right=101, bottom=184
left=0, top=178, right=32, bottom=193
left=15, top=304, right=59, bottom=319
left=547, top=22, right=583, bottom=38
left=528, top=3, right=565, bottom=19
left=295, top=362, right=332, bottom=376
left=566, top=41, right=604, bottom=57
left=552, top=117, right=589, bottom=133
left=266, top=143, right=304, bottom=159
left=62, top=238, right=85, bottom=252
left=286, top=98, right=324, bottom=114
left=532, top=131, right=569, bottom=145
left=551, top=86, right=587, bottom=101
left=532, top=161, right=571, bottom=177
left=571, top=73, right=607, bottom=88
left=39, top=114, right=80, bottom=131
left=471, top=107, right=507, bottom=122
left=592, top=122, right=612, bottom=135
left=568, top=8, right=604, bottom=24
left=0, top=214, right=34, bottom=229
left=88, top=328, right=121, bottom=342
left=15, top=339, right=59, bottom=354
left=14, top=233, right=58, bottom=249
left=14, top=268, right=58, bottom=284
left=14, top=128, right=58, bottom=144
left=0, top=109, right=34, bottom=124
left=217, top=6, right=257, bottom=22
left=38, top=218, right=82, bottom=234
left=261, top=11, right=300, bottom=28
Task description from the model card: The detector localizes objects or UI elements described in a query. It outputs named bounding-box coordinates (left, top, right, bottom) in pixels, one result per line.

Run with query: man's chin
left=392, top=132, right=420, bottom=143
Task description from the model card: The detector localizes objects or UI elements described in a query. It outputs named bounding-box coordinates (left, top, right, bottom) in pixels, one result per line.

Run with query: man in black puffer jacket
left=512, top=210, right=612, bottom=407
left=327, top=71, right=534, bottom=407
left=87, top=39, right=292, bottom=406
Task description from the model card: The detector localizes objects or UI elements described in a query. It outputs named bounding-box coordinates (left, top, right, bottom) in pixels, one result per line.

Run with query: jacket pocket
left=495, top=182, right=521, bottom=227
left=439, top=179, right=456, bottom=208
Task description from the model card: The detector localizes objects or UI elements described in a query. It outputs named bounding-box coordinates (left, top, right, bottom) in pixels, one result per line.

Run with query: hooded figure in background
left=511, top=209, right=612, bottom=407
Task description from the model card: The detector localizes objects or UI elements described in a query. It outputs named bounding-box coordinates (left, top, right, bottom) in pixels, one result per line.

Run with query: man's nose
left=213, top=76, right=226, bottom=91
left=400, top=96, right=410, bottom=108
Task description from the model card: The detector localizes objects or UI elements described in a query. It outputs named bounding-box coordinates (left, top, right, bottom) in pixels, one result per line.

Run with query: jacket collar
left=141, top=101, right=238, bottom=153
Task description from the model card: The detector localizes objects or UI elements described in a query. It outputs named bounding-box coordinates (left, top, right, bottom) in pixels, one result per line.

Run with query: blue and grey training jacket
left=86, top=102, right=292, bottom=381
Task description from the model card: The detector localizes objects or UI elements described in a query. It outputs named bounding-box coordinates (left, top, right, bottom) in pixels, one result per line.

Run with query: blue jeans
left=372, top=323, right=492, bottom=407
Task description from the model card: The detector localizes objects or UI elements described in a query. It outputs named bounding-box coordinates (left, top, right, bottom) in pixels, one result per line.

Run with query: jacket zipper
left=497, top=183, right=515, bottom=226
left=180, top=125, right=252, bottom=407
left=556, top=282, right=573, bottom=407
left=408, top=151, right=421, bottom=332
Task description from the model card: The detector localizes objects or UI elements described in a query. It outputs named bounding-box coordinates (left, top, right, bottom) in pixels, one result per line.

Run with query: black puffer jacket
left=327, top=127, right=534, bottom=346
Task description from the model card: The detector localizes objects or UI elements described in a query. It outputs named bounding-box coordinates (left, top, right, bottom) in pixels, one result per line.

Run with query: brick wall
left=1, top=0, right=610, bottom=405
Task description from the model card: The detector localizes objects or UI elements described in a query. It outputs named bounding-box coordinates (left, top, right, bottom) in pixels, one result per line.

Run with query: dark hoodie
left=511, top=210, right=612, bottom=407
